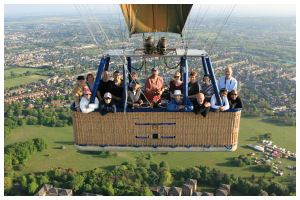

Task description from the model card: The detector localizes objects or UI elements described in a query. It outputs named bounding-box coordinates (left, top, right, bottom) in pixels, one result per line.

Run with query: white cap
left=173, top=90, right=182, bottom=96
left=104, top=92, right=112, bottom=99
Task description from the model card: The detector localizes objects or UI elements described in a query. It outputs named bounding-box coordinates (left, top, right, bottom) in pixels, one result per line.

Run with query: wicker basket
left=72, top=111, right=241, bottom=152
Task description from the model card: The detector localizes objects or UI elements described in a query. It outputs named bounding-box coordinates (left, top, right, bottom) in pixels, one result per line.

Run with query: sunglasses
left=174, top=76, right=180, bottom=78
left=104, top=97, right=111, bottom=100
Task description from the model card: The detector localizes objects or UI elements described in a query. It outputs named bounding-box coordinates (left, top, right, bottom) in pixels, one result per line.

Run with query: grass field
left=4, top=67, right=44, bottom=78
left=4, top=74, right=48, bottom=89
left=5, top=117, right=296, bottom=180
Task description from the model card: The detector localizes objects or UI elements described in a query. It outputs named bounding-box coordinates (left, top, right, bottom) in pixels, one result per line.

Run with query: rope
left=206, top=5, right=236, bottom=52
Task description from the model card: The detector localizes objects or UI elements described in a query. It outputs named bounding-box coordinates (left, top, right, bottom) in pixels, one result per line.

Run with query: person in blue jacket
left=167, top=90, right=193, bottom=111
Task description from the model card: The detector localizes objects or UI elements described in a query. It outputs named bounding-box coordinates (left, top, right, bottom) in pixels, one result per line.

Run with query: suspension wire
left=185, top=5, right=202, bottom=49
left=74, top=5, right=101, bottom=48
left=202, top=5, right=228, bottom=49
left=193, top=5, right=210, bottom=49
left=206, top=5, right=236, bottom=53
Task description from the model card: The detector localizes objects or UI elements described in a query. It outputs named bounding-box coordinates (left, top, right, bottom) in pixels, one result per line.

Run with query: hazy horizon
left=4, top=4, right=296, bottom=19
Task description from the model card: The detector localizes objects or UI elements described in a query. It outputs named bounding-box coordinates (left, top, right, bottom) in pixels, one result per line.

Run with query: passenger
left=110, top=70, right=123, bottom=106
left=193, top=93, right=211, bottom=117
left=228, top=89, right=243, bottom=109
left=210, top=88, right=230, bottom=112
left=99, top=92, right=117, bottom=115
left=201, top=74, right=214, bottom=100
left=145, top=67, right=165, bottom=106
left=130, top=71, right=141, bottom=89
left=218, top=66, right=237, bottom=92
left=167, top=90, right=193, bottom=112
left=80, top=87, right=99, bottom=113
left=188, top=71, right=201, bottom=104
left=169, top=71, right=183, bottom=99
left=97, top=71, right=113, bottom=101
left=73, top=75, right=89, bottom=112
left=127, top=81, right=143, bottom=109
left=86, top=73, right=95, bottom=91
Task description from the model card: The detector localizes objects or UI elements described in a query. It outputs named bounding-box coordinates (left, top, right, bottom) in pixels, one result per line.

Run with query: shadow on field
left=54, top=141, right=74, bottom=145
left=215, top=158, right=238, bottom=167
left=76, top=150, right=118, bottom=158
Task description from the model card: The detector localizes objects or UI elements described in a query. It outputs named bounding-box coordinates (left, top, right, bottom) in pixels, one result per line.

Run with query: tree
left=159, top=169, right=172, bottom=186
left=4, top=177, right=13, bottom=194
left=20, top=175, right=28, bottom=189
left=71, top=175, right=85, bottom=193
left=28, top=181, right=39, bottom=194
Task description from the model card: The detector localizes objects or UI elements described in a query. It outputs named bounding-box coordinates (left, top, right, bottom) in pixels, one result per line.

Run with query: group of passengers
left=73, top=65, right=242, bottom=117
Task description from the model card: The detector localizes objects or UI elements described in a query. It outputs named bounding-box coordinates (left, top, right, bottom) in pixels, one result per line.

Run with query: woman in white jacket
left=210, top=88, right=230, bottom=112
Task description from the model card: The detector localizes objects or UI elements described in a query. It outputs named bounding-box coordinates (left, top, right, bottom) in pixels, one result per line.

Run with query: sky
left=4, top=4, right=296, bottom=18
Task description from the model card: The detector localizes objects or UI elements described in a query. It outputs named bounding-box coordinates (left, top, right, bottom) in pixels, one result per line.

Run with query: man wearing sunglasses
left=99, top=92, right=117, bottom=116
left=228, top=89, right=243, bottom=109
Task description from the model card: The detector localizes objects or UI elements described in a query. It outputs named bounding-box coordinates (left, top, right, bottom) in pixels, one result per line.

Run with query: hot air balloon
left=72, top=4, right=241, bottom=152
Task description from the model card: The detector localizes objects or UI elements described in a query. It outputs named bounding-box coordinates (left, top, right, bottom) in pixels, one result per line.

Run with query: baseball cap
left=104, top=92, right=112, bottom=99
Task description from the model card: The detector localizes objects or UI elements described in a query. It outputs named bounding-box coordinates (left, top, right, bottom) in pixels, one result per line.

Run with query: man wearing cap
left=99, top=92, right=117, bottom=115
left=73, top=75, right=89, bottom=112
left=127, top=81, right=143, bottom=109
left=145, top=67, right=165, bottom=105
left=193, top=93, right=211, bottom=117
left=228, top=89, right=243, bottom=109
left=210, top=88, right=230, bottom=112
left=218, top=66, right=238, bottom=93
left=167, top=90, right=193, bottom=112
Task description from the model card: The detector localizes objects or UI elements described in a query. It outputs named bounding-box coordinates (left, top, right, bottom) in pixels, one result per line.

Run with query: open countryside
left=5, top=117, right=295, bottom=180
left=4, top=4, right=296, bottom=197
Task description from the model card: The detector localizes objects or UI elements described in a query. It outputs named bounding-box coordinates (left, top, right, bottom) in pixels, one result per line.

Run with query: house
left=202, top=192, right=214, bottom=196
left=51, top=100, right=62, bottom=107
left=185, top=179, right=197, bottom=191
left=35, top=184, right=73, bottom=196
left=159, top=186, right=170, bottom=196
left=192, top=191, right=202, bottom=196
left=216, top=188, right=229, bottom=196
left=150, top=186, right=161, bottom=196
left=182, top=184, right=193, bottom=196
left=220, top=184, right=231, bottom=193
left=168, top=187, right=182, bottom=196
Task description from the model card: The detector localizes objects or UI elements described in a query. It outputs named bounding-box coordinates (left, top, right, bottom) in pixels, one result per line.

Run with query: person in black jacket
left=228, top=89, right=243, bottom=109
left=99, top=92, right=117, bottom=115
left=193, top=92, right=211, bottom=117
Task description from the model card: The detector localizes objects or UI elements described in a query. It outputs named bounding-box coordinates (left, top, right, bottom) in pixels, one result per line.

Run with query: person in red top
left=169, top=71, right=183, bottom=99
left=145, top=67, right=165, bottom=106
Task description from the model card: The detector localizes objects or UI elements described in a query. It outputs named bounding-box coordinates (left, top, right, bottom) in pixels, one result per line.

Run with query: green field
left=5, top=74, right=48, bottom=89
left=4, top=67, right=44, bottom=78
left=5, top=117, right=296, bottom=180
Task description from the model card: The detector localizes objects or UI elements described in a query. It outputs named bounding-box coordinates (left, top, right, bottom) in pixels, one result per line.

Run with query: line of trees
left=4, top=102, right=72, bottom=138
left=4, top=153, right=295, bottom=196
left=4, top=138, right=47, bottom=172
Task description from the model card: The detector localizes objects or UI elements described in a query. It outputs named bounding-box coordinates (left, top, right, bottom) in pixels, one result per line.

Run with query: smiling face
left=102, top=71, right=110, bottom=81
left=174, top=95, right=182, bottom=103
left=174, top=72, right=181, bottom=81
left=87, top=74, right=94, bottom=83
left=220, top=90, right=228, bottom=97
left=104, top=97, right=112, bottom=104
left=203, top=75, right=210, bottom=84
left=225, top=67, right=232, bottom=79
left=196, top=93, right=205, bottom=104
left=230, top=90, right=238, bottom=100
left=151, top=69, right=158, bottom=77
left=113, top=72, right=121, bottom=82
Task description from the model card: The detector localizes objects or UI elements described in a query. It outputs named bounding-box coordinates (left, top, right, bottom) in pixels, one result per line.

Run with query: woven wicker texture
left=72, top=111, right=241, bottom=147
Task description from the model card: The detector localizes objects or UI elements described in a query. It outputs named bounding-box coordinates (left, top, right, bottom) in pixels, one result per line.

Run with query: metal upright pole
left=90, top=57, right=107, bottom=103
left=127, top=57, right=132, bottom=83
left=181, top=57, right=189, bottom=105
left=201, top=56, right=209, bottom=75
left=122, top=63, right=128, bottom=112
left=205, top=56, right=222, bottom=106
